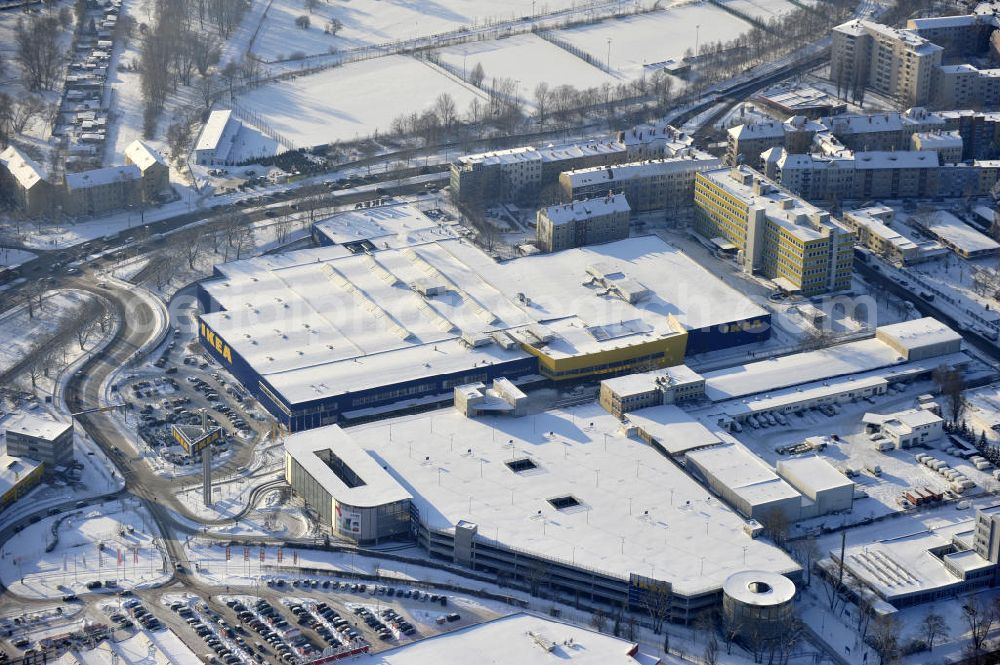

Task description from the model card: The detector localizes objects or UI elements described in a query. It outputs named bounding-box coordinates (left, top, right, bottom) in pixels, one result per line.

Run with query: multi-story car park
left=283, top=402, right=801, bottom=622
left=197, top=233, right=769, bottom=432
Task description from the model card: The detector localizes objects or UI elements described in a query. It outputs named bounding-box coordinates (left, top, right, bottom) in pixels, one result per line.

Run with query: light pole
left=606, top=38, right=612, bottom=71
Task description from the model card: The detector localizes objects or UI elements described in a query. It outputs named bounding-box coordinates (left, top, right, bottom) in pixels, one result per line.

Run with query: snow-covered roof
left=876, top=317, right=964, bottom=352
left=561, top=153, right=719, bottom=188
left=540, top=194, right=630, bottom=225
left=776, top=456, right=853, bottom=494
left=912, top=131, right=963, bottom=148
left=853, top=151, right=939, bottom=169
left=912, top=210, right=1000, bottom=255
left=686, top=442, right=802, bottom=509
left=601, top=364, right=704, bottom=399
left=311, top=203, right=456, bottom=248
left=370, top=613, right=654, bottom=664
left=200, top=236, right=765, bottom=407
left=344, top=402, right=800, bottom=595
left=727, top=121, right=785, bottom=141
left=64, top=165, right=140, bottom=190
left=285, top=425, right=411, bottom=508
left=722, top=570, right=795, bottom=606
left=908, top=14, right=980, bottom=29
left=624, top=404, right=721, bottom=455
left=843, top=208, right=918, bottom=252
left=196, top=109, right=234, bottom=153
left=702, top=336, right=911, bottom=402
left=0, top=455, right=40, bottom=495
left=2, top=412, right=71, bottom=441
left=0, top=145, right=48, bottom=190
left=123, top=139, right=166, bottom=171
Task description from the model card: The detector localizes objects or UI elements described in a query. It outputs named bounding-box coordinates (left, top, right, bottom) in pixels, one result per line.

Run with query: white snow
left=720, top=0, right=796, bottom=21
left=0, top=247, right=37, bottom=269
left=435, top=33, right=619, bottom=98
left=552, top=6, right=755, bottom=79
left=237, top=55, right=487, bottom=146
left=0, top=497, right=169, bottom=599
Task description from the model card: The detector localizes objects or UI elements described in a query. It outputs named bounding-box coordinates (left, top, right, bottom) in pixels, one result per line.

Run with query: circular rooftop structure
left=722, top=571, right=796, bottom=640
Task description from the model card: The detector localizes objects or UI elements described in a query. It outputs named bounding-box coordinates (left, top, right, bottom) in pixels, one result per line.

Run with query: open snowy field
left=0, top=289, right=96, bottom=376
left=552, top=5, right=753, bottom=79
left=0, top=247, right=37, bottom=269
left=435, top=33, right=619, bottom=99
left=1, top=497, right=169, bottom=599
left=249, top=0, right=593, bottom=61
left=238, top=55, right=487, bottom=146
left=720, top=0, right=796, bottom=21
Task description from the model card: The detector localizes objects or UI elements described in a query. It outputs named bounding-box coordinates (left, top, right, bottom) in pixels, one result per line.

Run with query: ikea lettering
left=200, top=322, right=232, bottom=364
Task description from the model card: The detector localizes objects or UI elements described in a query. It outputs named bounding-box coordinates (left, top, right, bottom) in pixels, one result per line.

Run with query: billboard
left=171, top=425, right=223, bottom=455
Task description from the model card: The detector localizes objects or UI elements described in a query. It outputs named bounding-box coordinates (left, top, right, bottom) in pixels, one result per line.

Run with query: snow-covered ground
left=0, top=247, right=37, bottom=269
left=0, top=289, right=98, bottom=378
left=237, top=55, right=487, bottom=147
left=435, top=33, right=620, bottom=99
left=720, top=0, right=796, bottom=21
left=552, top=5, right=754, bottom=79
left=249, top=0, right=591, bottom=62
left=0, top=497, right=169, bottom=599
left=47, top=618, right=201, bottom=665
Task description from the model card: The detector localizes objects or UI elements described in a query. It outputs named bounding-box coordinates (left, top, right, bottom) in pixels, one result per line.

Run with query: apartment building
left=934, top=64, right=1000, bottom=109
left=0, top=146, right=53, bottom=216
left=911, top=131, right=964, bottom=163
left=725, top=116, right=823, bottom=168
left=559, top=152, right=720, bottom=213
left=123, top=139, right=169, bottom=202
left=62, top=165, right=141, bottom=216
left=451, top=123, right=694, bottom=206
left=830, top=20, right=942, bottom=106
left=694, top=166, right=854, bottom=295
left=536, top=194, right=631, bottom=252
left=841, top=205, right=927, bottom=265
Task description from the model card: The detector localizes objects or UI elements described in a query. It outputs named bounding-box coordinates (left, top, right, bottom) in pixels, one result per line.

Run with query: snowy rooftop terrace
left=371, top=613, right=654, bottom=664
left=200, top=236, right=765, bottom=404
left=345, top=402, right=799, bottom=596
left=311, top=203, right=457, bottom=248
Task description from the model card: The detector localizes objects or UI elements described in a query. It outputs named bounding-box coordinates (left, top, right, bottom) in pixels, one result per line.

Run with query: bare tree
left=534, top=82, right=551, bottom=127
left=15, top=15, right=63, bottom=91
left=640, top=582, right=672, bottom=634
left=295, top=15, right=310, bottom=29
left=326, top=17, right=342, bottom=35
left=870, top=613, right=899, bottom=665
left=8, top=95, right=46, bottom=134
left=525, top=559, right=548, bottom=597
left=933, top=364, right=966, bottom=424
left=303, top=0, right=319, bottom=13
left=178, top=228, right=206, bottom=269
left=589, top=609, right=607, bottom=633
left=758, top=508, right=790, bottom=546
left=963, top=595, right=995, bottom=663
left=469, top=61, right=485, bottom=87
left=434, top=93, right=457, bottom=133
left=921, top=609, right=947, bottom=652
left=791, top=536, right=820, bottom=587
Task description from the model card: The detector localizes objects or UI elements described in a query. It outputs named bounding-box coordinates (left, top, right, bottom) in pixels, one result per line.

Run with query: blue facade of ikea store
left=195, top=281, right=770, bottom=432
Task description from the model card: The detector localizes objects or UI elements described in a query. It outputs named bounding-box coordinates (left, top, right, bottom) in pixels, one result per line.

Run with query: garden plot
left=237, top=55, right=486, bottom=146
left=435, top=33, right=619, bottom=100
left=249, top=0, right=586, bottom=61
left=720, top=0, right=797, bottom=22
left=552, top=5, right=753, bottom=80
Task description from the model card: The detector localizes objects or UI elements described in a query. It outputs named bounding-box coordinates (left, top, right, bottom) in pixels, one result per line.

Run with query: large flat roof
left=371, top=613, right=653, bottom=665
left=285, top=425, right=411, bottom=508
left=2, top=412, right=71, bottom=441
left=0, top=455, right=40, bottom=496
left=914, top=210, right=1000, bottom=254
left=344, top=402, right=799, bottom=596
left=686, top=442, right=802, bottom=509
left=201, top=236, right=765, bottom=406
left=311, top=203, right=457, bottom=248
left=776, top=456, right=853, bottom=494
left=625, top=404, right=722, bottom=456
left=702, top=337, right=905, bottom=402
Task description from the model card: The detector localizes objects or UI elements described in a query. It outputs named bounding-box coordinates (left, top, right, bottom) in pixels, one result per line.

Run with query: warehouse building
left=535, top=194, right=631, bottom=252
left=198, top=236, right=769, bottom=431
left=694, top=166, right=854, bottom=296
left=908, top=209, right=1000, bottom=259
left=2, top=412, right=73, bottom=467
left=311, top=203, right=457, bottom=252
left=775, top=456, right=854, bottom=516
left=686, top=443, right=803, bottom=521
left=285, top=402, right=800, bottom=620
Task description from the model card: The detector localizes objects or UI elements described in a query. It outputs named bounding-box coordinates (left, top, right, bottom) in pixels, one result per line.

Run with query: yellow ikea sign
left=200, top=321, right=232, bottom=364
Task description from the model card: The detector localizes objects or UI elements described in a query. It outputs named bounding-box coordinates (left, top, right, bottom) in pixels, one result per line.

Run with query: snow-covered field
left=249, top=0, right=590, bottom=62
left=552, top=5, right=754, bottom=79
left=720, top=0, right=796, bottom=21
left=237, top=55, right=487, bottom=146
left=435, top=33, right=619, bottom=96
left=0, top=497, right=169, bottom=599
